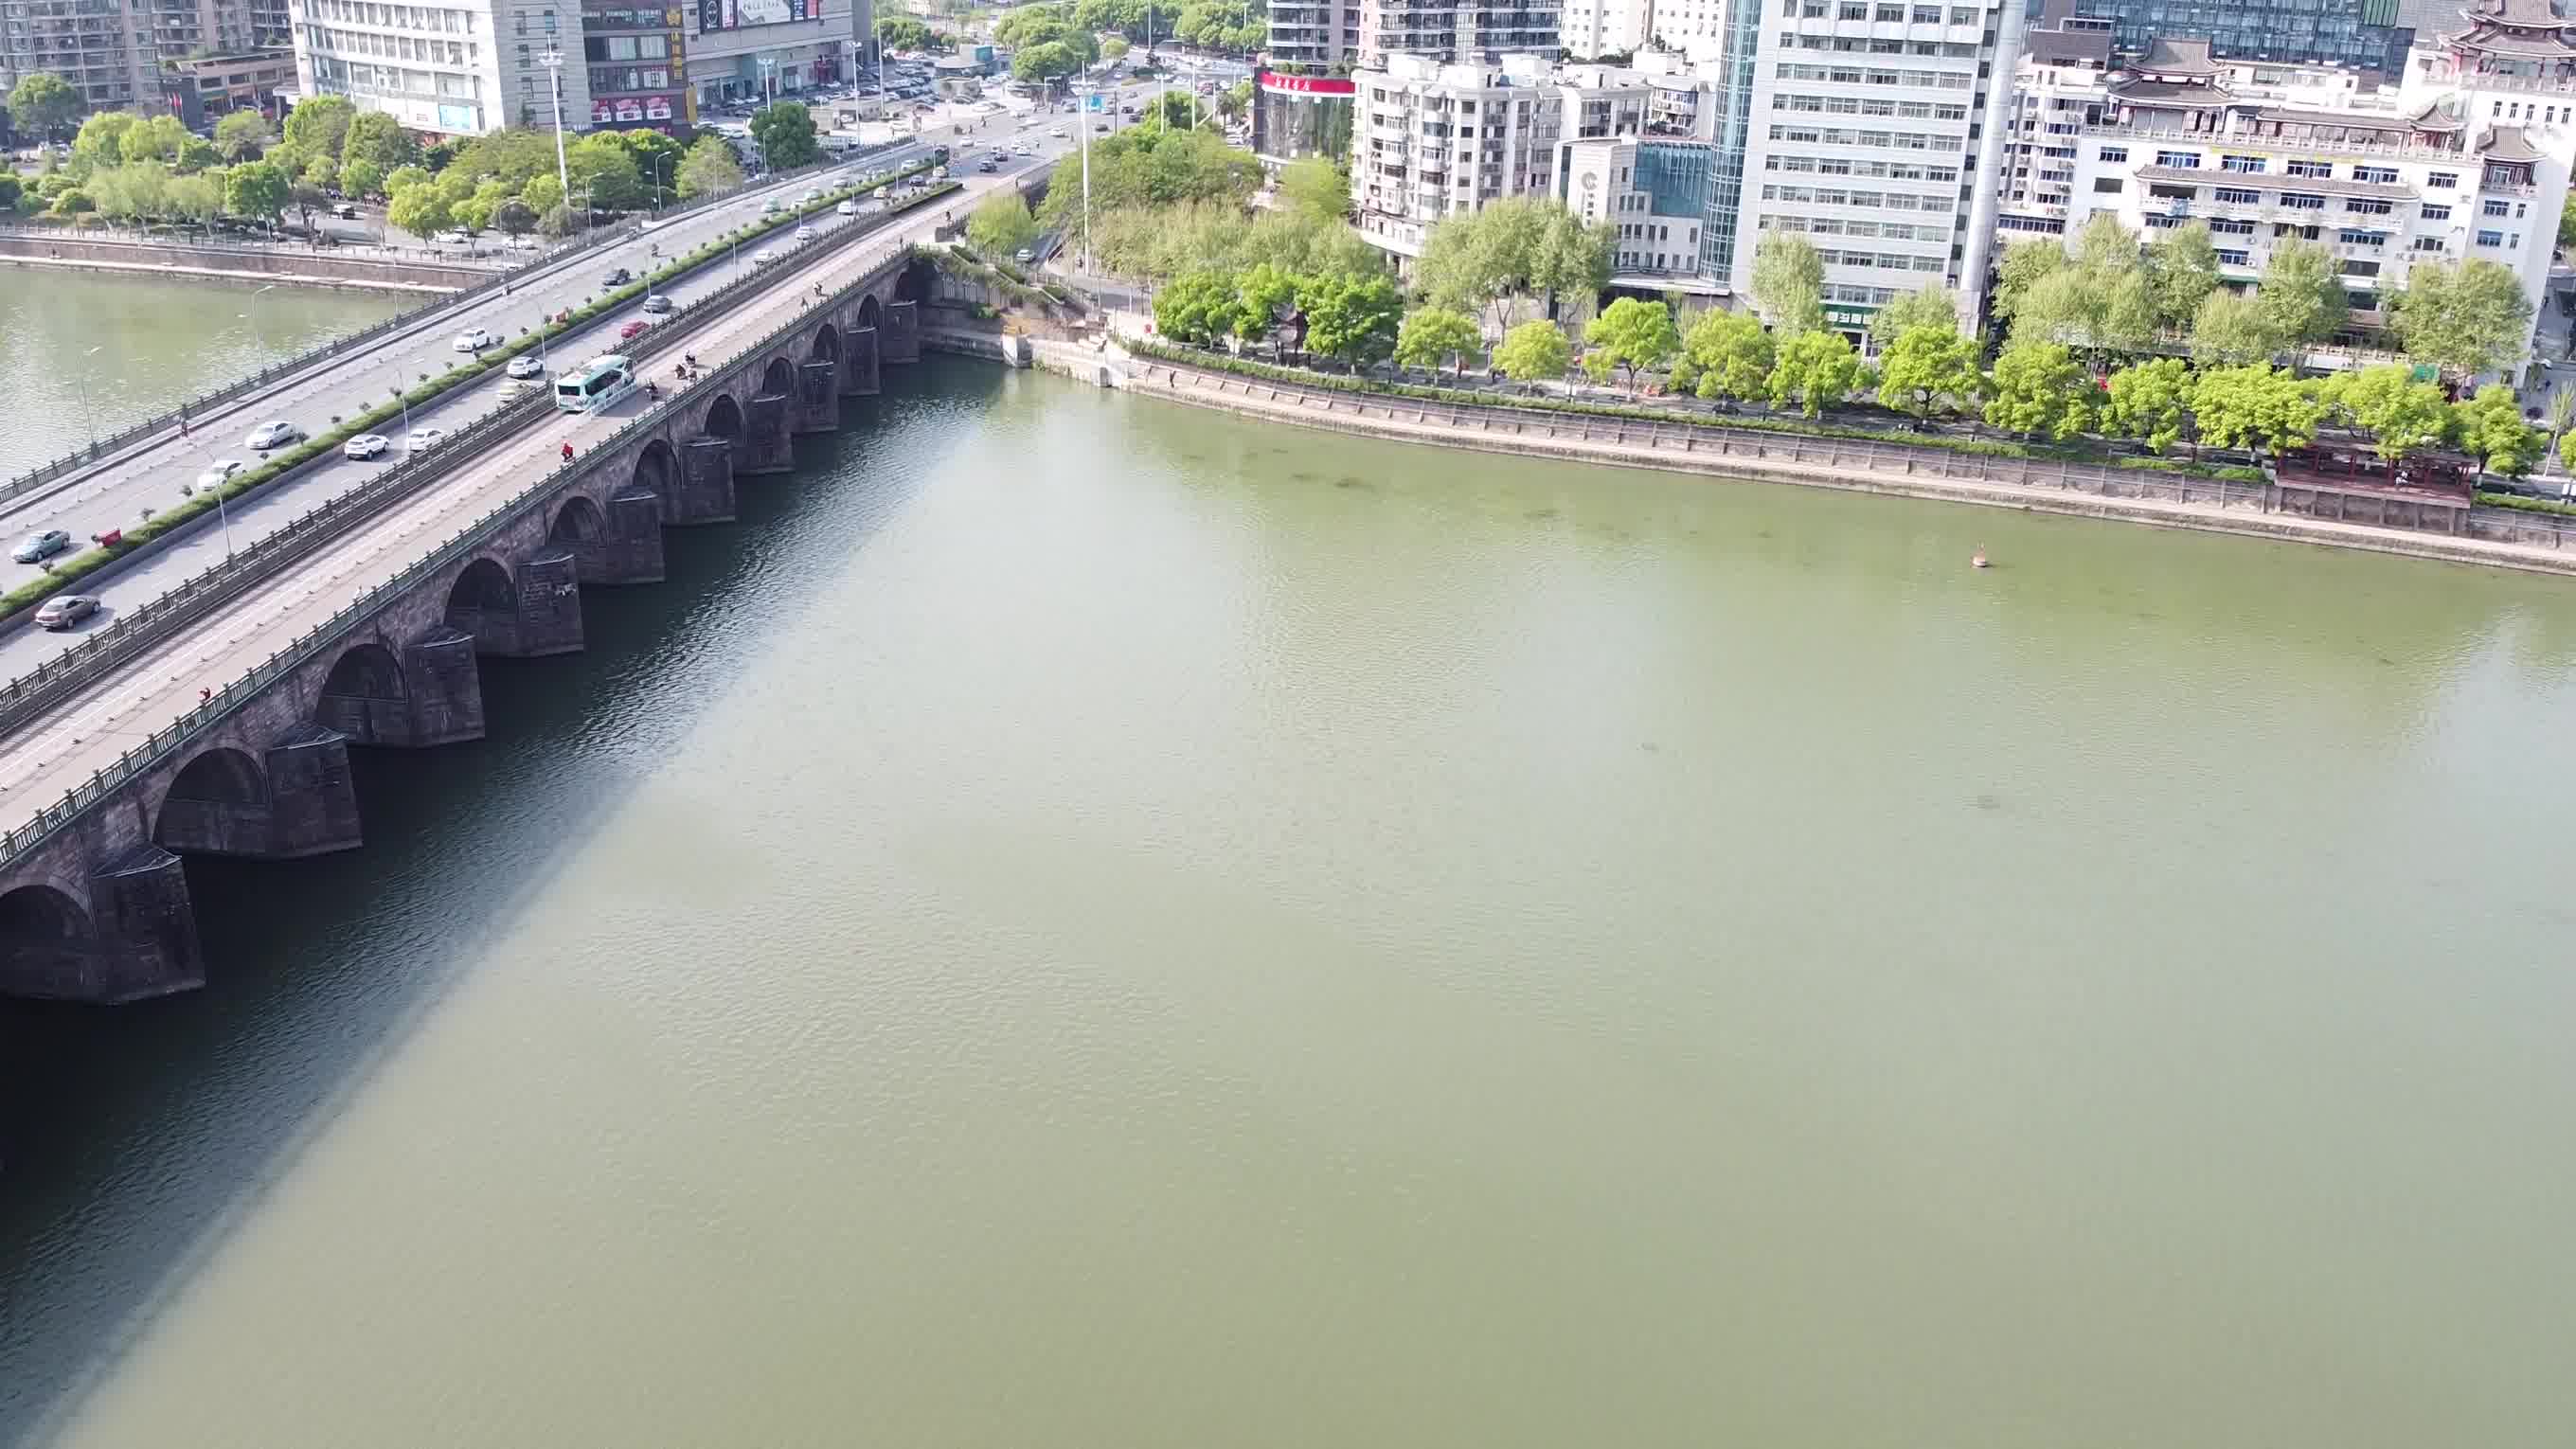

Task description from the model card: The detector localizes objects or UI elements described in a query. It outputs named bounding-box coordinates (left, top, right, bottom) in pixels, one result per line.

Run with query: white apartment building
left=1352, top=0, right=1559, bottom=68
left=1734, top=0, right=2025, bottom=329
left=1268, top=0, right=1355, bottom=68
left=1352, top=52, right=1565, bottom=257
left=1561, top=0, right=1651, bottom=59
left=294, top=0, right=588, bottom=135
left=1998, top=28, right=2572, bottom=366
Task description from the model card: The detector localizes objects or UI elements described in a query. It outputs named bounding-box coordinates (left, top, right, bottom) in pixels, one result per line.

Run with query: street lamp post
left=541, top=47, right=573, bottom=210
left=79, top=345, right=103, bottom=446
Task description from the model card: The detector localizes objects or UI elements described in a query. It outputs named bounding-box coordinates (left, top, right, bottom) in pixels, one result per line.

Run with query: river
left=1, top=357, right=2572, bottom=1447
left=0, top=271, right=409, bottom=470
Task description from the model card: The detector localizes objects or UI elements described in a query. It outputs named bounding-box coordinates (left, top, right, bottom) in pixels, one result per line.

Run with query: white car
left=405, top=428, right=447, bottom=451
left=244, top=420, right=302, bottom=451
left=753, top=248, right=778, bottom=266
left=192, top=458, right=242, bottom=489
left=342, top=434, right=391, bottom=460
left=801, top=187, right=823, bottom=203
left=506, top=353, right=545, bottom=378
left=794, top=224, right=815, bottom=242
left=836, top=199, right=858, bottom=216
left=454, top=328, right=495, bottom=351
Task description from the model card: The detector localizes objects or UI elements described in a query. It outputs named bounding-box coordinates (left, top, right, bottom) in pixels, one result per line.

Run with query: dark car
left=333, top=202, right=361, bottom=220
left=34, top=594, right=98, bottom=631
left=602, top=268, right=634, bottom=287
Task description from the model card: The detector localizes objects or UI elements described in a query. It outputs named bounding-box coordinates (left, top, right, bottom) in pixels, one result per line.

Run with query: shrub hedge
left=2475, top=489, right=2576, bottom=517
left=0, top=161, right=954, bottom=624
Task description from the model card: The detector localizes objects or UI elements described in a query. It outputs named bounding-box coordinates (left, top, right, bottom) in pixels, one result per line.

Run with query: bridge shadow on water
left=0, top=358, right=1009, bottom=1447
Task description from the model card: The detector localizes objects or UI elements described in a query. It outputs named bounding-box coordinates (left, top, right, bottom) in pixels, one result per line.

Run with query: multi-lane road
left=0, top=126, right=1079, bottom=682
left=2, top=155, right=1058, bottom=825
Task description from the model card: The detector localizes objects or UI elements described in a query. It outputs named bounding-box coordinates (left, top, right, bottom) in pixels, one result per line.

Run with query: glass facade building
left=2037, top=0, right=2416, bottom=77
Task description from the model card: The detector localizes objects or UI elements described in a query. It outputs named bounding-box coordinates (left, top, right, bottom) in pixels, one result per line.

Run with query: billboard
left=700, top=0, right=815, bottom=28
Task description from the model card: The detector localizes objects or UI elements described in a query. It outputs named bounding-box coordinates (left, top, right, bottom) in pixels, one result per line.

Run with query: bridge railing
left=0, top=237, right=928, bottom=870
left=0, top=141, right=916, bottom=512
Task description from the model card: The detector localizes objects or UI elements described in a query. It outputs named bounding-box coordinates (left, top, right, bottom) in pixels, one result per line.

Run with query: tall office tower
left=295, top=0, right=590, bottom=138
left=1353, top=0, right=1561, bottom=68
left=1731, top=0, right=2027, bottom=329
left=1268, top=0, right=1357, bottom=67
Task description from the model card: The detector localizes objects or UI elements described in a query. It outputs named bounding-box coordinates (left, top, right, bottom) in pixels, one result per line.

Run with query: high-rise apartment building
left=1352, top=52, right=1566, bottom=255
left=1353, top=0, right=1561, bottom=68
left=1267, top=0, right=1356, bottom=67
left=294, top=0, right=588, bottom=137
left=3, top=0, right=276, bottom=116
left=1732, top=0, right=2025, bottom=326
left=1562, top=0, right=1652, bottom=56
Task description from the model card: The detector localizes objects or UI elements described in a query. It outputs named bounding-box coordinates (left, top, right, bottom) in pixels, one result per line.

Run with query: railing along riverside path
left=0, top=142, right=915, bottom=510
left=1136, top=361, right=2576, bottom=551
left=0, top=191, right=944, bottom=778
left=0, top=232, right=924, bottom=870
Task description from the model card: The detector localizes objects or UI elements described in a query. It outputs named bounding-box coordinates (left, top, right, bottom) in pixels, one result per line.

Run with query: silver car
left=11, top=528, right=71, bottom=564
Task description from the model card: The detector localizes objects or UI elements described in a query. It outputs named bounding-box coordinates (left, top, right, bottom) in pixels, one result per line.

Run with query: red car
left=619, top=319, right=651, bottom=341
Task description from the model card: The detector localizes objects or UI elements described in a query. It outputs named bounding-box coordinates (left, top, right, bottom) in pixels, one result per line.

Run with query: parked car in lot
left=641, top=292, right=674, bottom=313
left=602, top=267, right=633, bottom=287
left=506, top=353, right=546, bottom=378
left=11, top=528, right=70, bottom=564
left=244, top=420, right=303, bottom=451
left=619, top=319, right=652, bottom=340
left=453, top=327, right=495, bottom=351
left=343, top=433, right=391, bottom=459
left=406, top=427, right=447, bottom=451
left=33, top=594, right=98, bottom=631
left=192, top=459, right=242, bottom=490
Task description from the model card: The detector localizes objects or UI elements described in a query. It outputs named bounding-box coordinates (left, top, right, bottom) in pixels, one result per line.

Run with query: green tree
left=1983, top=339, right=2093, bottom=440
left=564, top=132, right=647, bottom=211
left=1766, top=328, right=1864, bottom=417
left=2012, top=264, right=2154, bottom=360
left=1394, top=305, right=1483, bottom=378
left=1992, top=237, right=2072, bottom=331
left=2253, top=237, right=2346, bottom=352
left=72, top=111, right=138, bottom=168
left=174, top=137, right=220, bottom=173
left=0, top=175, right=20, bottom=210
left=1219, top=79, right=1254, bottom=121
left=1154, top=269, right=1237, bottom=345
left=1750, top=232, right=1825, bottom=334
left=1867, top=286, right=1959, bottom=351
left=967, top=190, right=1040, bottom=255
left=492, top=198, right=539, bottom=239
left=2389, top=258, right=2533, bottom=384
left=1493, top=318, right=1572, bottom=387
left=1230, top=261, right=1303, bottom=347
left=1012, top=40, right=1084, bottom=83
left=287, top=180, right=330, bottom=237
left=119, top=113, right=190, bottom=163
left=301, top=152, right=338, bottom=189
left=212, top=109, right=273, bottom=163
left=748, top=101, right=820, bottom=170
left=1874, top=322, right=1985, bottom=420
left=2324, top=363, right=2454, bottom=462
left=224, top=159, right=291, bottom=227
left=339, top=109, right=417, bottom=173
left=1300, top=272, right=1403, bottom=369
left=1279, top=157, right=1348, bottom=223
left=2189, top=289, right=2281, bottom=367
left=520, top=170, right=564, bottom=216
left=1530, top=206, right=1614, bottom=315
left=674, top=134, right=742, bottom=200
left=48, top=187, right=93, bottom=216
left=2562, top=192, right=2576, bottom=254
left=1577, top=297, right=1677, bottom=390
left=876, top=14, right=935, bottom=49
left=1104, top=35, right=1131, bottom=58
left=2454, top=383, right=2543, bottom=476
left=164, top=171, right=221, bottom=227
left=8, top=73, right=82, bottom=142
left=2102, top=356, right=2192, bottom=455
left=2544, top=389, right=2576, bottom=477
left=279, top=95, right=356, bottom=166
left=2143, top=221, right=2222, bottom=332
left=1675, top=308, right=1775, bottom=403
left=2190, top=365, right=2320, bottom=456
left=385, top=178, right=453, bottom=240
left=340, top=157, right=384, bottom=198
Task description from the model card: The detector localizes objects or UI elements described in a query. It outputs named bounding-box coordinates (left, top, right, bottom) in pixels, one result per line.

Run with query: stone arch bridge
left=0, top=252, right=937, bottom=1003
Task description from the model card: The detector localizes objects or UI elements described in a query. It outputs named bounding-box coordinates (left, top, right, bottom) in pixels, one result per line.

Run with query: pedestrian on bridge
left=562, top=441, right=575, bottom=464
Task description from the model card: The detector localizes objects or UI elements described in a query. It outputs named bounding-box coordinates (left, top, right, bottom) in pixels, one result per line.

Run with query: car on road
left=406, top=427, right=447, bottom=451
left=344, top=434, right=391, bottom=459
left=244, top=420, right=303, bottom=451
left=454, top=327, right=496, bottom=351
left=1015, top=247, right=1035, bottom=263
left=977, top=158, right=997, bottom=172
left=602, top=267, right=633, bottom=287
left=1051, top=127, right=1067, bottom=138
left=641, top=293, right=673, bottom=313
left=191, top=459, right=242, bottom=490
left=1095, top=121, right=1111, bottom=133
left=11, top=528, right=71, bottom=564
left=619, top=319, right=652, bottom=340
left=753, top=248, right=778, bottom=267
left=837, top=199, right=859, bottom=216
left=794, top=224, right=815, bottom=242
left=33, top=594, right=98, bottom=631
left=434, top=228, right=475, bottom=244
left=762, top=198, right=784, bottom=215
left=801, top=188, right=823, bottom=203
left=506, top=353, right=546, bottom=378
left=332, top=203, right=361, bottom=220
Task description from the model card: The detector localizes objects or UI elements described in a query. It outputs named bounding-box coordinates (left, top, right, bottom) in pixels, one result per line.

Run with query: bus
left=555, top=354, right=636, bottom=414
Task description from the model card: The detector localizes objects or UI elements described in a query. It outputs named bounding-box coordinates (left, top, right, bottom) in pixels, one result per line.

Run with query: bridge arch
left=702, top=393, right=743, bottom=442
left=443, top=556, right=516, bottom=635
left=893, top=266, right=924, bottom=304
left=550, top=493, right=605, bottom=546
left=0, top=884, right=95, bottom=978
left=759, top=355, right=796, bottom=398
left=633, top=438, right=681, bottom=502
left=152, top=744, right=271, bottom=850
left=320, top=640, right=406, bottom=703
left=810, top=322, right=841, bottom=367
left=857, top=294, right=882, bottom=331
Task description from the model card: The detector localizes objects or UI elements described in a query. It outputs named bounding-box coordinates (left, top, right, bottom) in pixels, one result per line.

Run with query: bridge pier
left=316, top=628, right=485, bottom=748
left=604, top=490, right=667, bottom=582
left=885, top=300, right=921, bottom=365
left=841, top=327, right=881, bottom=397
left=795, top=360, right=839, bottom=433
left=675, top=439, right=739, bottom=525
left=742, top=394, right=795, bottom=474
left=156, top=724, right=364, bottom=860
left=0, top=846, right=206, bottom=1004
left=453, top=550, right=584, bottom=657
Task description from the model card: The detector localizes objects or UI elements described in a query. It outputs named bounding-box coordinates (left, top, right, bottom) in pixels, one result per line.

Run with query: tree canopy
left=1493, top=319, right=1572, bottom=386
left=967, top=190, right=1040, bottom=256
left=1278, top=158, right=1349, bottom=224
left=1874, top=321, right=1984, bottom=420
left=1750, top=233, right=1824, bottom=334
left=1984, top=340, right=2093, bottom=440
left=749, top=102, right=820, bottom=170
left=1767, top=329, right=1863, bottom=416
left=1394, top=306, right=1484, bottom=377
left=2389, top=259, right=2532, bottom=382
left=1582, top=297, right=1678, bottom=389
left=1416, top=198, right=1613, bottom=332
left=675, top=134, right=745, bottom=199
left=2324, top=364, right=2454, bottom=462
left=8, top=73, right=81, bottom=140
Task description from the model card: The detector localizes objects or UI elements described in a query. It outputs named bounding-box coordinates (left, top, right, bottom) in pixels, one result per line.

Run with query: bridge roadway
left=0, top=158, right=1038, bottom=860
left=0, top=133, right=1076, bottom=684
left=0, top=123, right=1046, bottom=613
